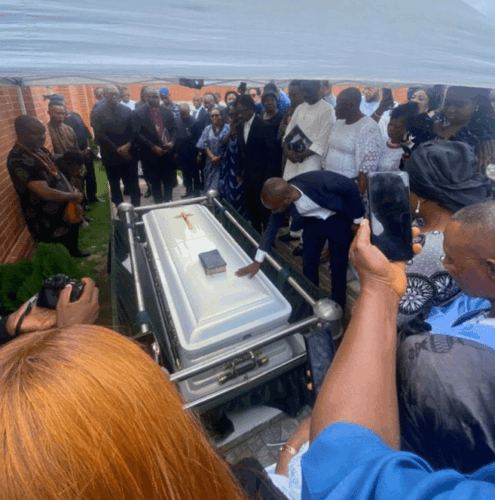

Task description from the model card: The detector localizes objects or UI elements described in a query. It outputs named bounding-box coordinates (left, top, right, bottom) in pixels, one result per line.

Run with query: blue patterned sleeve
left=301, top=423, right=495, bottom=500
left=195, top=125, right=211, bottom=150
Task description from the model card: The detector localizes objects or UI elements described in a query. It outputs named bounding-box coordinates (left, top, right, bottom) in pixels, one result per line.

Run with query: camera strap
left=15, top=296, right=38, bottom=338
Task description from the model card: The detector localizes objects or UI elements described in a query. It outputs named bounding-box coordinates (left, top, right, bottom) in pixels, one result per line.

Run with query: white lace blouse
left=322, top=116, right=383, bottom=178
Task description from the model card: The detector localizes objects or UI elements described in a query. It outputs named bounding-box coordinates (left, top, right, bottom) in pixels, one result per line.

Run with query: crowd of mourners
left=4, top=80, right=495, bottom=499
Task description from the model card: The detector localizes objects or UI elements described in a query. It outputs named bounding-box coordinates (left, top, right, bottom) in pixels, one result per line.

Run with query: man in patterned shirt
left=7, top=115, right=88, bottom=257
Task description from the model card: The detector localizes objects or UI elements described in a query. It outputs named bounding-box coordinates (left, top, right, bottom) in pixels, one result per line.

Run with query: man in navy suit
left=236, top=171, right=365, bottom=310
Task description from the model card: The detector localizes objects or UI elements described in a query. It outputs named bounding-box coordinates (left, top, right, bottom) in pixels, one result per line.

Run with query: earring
left=415, top=200, right=421, bottom=215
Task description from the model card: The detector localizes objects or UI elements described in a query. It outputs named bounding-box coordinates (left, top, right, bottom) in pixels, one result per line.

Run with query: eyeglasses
left=210, top=114, right=221, bottom=117
left=249, top=93, right=257, bottom=97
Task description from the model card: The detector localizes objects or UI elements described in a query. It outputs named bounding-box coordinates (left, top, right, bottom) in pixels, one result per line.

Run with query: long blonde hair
left=0, top=325, right=245, bottom=500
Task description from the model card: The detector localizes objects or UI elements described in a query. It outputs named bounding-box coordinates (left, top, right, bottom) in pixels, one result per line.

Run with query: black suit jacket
left=192, top=107, right=211, bottom=138
left=132, top=105, right=175, bottom=165
left=259, top=171, right=365, bottom=253
left=236, top=115, right=280, bottom=184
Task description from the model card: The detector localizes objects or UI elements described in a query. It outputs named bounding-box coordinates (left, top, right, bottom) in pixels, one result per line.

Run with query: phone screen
left=382, top=88, right=393, bottom=100
left=368, top=172, right=414, bottom=261
left=304, top=327, right=335, bottom=399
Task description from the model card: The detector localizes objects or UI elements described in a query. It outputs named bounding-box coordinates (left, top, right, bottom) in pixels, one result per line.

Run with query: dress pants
left=105, top=160, right=141, bottom=207
left=244, top=179, right=270, bottom=234
left=84, top=155, right=98, bottom=201
left=53, top=224, right=82, bottom=257
left=180, top=159, right=201, bottom=196
left=302, top=213, right=353, bottom=311
left=142, top=156, right=176, bottom=204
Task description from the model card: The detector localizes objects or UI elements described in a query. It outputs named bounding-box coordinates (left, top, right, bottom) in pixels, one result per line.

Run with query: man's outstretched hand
left=349, top=220, right=421, bottom=299
left=235, top=261, right=261, bottom=279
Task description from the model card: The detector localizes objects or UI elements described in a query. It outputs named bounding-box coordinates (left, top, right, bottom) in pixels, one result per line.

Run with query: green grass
left=76, top=160, right=115, bottom=327
left=76, top=160, right=111, bottom=281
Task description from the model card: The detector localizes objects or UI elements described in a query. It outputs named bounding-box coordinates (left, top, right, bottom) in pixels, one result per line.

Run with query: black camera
left=37, top=274, right=85, bottom=309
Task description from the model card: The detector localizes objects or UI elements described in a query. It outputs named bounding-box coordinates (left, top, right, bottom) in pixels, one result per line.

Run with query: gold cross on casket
left=175, top=212, right=194, bottom=229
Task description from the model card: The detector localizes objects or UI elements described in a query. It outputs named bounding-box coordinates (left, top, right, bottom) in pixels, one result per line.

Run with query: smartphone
left=238, top=82, right=247, bottom=94
left=304, top=326, right=335, bottom=400
left=382, top=88, right=393, bottom=100
left=368, top=171, right=414, bottom=261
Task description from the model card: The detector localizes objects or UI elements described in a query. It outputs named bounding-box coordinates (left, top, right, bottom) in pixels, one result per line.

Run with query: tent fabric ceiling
left=1, top=0, right=495, bottom=88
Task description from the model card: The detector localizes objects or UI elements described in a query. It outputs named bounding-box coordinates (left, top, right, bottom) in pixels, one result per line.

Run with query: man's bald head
left=261, top=178, right=297, bottom=212
left=337, top=87, right=362, bottom=108
left=452, top=201, right=495, bottom=232
left=179, top=103, right=190, bottom=119
left=443, top=201, right=495, bottom=300
left=203, top=94, right=216, bottom=111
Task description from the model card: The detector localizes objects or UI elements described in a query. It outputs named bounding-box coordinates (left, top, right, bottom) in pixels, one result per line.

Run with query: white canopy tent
left=1, top=0, right=495, bottom=88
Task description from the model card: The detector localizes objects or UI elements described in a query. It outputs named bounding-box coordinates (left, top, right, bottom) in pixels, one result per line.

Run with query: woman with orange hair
left=0, top=325, right=246, bottom=500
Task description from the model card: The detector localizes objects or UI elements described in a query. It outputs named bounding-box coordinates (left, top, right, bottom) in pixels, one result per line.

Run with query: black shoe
left=292, top=244, right=303, bottom=257
left=88, top=197, right=101, bottom=203
left=279, top=233, right=299, bottom=243
left=71, top=249, right=90, bottom=258
left=84, top=217, right=94, bottom=222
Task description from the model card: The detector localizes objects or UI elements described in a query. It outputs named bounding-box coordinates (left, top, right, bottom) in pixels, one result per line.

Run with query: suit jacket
left=259, top=171, right=365, bottom=253
left=236, top=115, right=280, bottom=184
left=132, top=104, right=175, bottom=165
left=192, top=107, right=211, bottom=138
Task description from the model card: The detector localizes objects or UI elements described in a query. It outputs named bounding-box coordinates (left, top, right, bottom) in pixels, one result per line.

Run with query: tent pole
left=16, top=84, right=27, bottom=114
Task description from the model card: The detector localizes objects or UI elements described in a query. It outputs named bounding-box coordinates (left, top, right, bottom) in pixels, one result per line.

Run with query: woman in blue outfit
left=219, top=106, right=248, bottom=218
left=196, top=109, right=229, bottom=193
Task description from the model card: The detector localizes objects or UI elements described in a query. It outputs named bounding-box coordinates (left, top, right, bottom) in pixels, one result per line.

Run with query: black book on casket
left=198, top=249, right=227, bottom=275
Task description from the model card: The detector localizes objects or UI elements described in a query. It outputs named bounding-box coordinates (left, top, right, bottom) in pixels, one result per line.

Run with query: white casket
left=142, top=204, right=305, bottom=404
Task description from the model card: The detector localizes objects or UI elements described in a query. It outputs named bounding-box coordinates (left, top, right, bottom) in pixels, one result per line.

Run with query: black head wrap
left=404, top=140, right=492, bottom=212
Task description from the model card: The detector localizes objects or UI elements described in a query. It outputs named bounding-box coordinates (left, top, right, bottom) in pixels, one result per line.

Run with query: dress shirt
left=121, top=99, right=136, bottom=111
left=254, top=187, right=361, bottom=262
left=193, top=105, right=204, bottom=119
left=243, top=113, right=255, bottom=143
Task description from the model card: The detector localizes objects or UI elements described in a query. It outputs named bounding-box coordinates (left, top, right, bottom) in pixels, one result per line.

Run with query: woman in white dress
left=322, top=87, right=382, bottom=195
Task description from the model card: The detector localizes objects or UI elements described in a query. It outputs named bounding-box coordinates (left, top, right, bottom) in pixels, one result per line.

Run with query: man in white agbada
left=283, top=80, right=335, bottom=180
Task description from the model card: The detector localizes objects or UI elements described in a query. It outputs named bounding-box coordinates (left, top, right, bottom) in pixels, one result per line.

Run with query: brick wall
left=0, top=86, right=36, bottom=264
left=0, top=83, right=98, bottom=264
left=0, top=81, right=408, bottom=264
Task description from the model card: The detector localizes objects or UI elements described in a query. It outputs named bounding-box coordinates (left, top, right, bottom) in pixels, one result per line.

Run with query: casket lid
left=143, top=205, right=292, bottom=358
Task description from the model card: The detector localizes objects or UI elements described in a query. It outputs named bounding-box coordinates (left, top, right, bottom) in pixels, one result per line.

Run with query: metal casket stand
left=113, top=192, right=342, bottom=412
